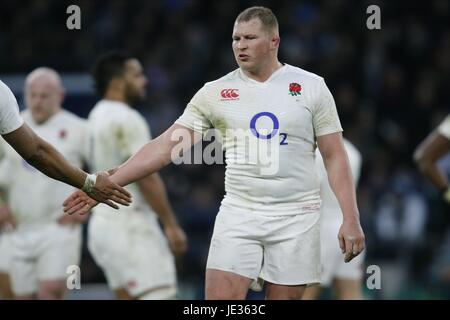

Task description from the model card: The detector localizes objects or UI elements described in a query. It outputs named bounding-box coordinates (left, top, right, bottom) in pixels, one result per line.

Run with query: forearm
left=323, top=150, right=359, bottom=222
left=3, top=124, right=86, bottom=189
left=111, top=135, right=173, bottom=187
left=110, top=123, right=197, bottom=187
left=26, top=136, right=86, bottom=189
left=137, top=173, right=178, bottom=226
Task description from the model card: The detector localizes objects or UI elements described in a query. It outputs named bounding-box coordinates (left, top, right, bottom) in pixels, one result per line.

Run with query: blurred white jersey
left=0, top=110, right=89, bottom=227
left=176, top=64, right=342, bottom=215
left=315, top=139, right=362, bottom=221
left=0, top=80, right=24, bottom=135
left=88, top=99, right=176, bottom=296
left=88, top=99, right=155, bottom=217
left=438, top=114, right=450, bottom=140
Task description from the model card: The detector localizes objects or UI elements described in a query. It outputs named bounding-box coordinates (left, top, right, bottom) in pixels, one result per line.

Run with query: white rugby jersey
left=315, top=139, right=361, bottom=221
left=0, top=80, right=24, bottom=135
left=0, top=109, right=89, bottom=227
left=438, top=114, right=450, bottom=140
left=88, top=99, right=154, bottom=215
left=176, top=64, right=343, bottom=215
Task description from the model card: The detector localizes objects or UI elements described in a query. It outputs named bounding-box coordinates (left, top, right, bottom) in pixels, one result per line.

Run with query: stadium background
left=1, top=0, right=449, bottom=299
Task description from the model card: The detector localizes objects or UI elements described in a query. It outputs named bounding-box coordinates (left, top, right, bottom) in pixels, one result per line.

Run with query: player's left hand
left=86, top=174, right=132, bottom=210
left=63, top=190, right=98, bottom=215
left=338, top=218, right=365, bottom=263
left=164, top=223, right=188, bottom=257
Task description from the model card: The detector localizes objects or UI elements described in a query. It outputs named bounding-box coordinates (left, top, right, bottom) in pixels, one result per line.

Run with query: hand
left=85, top=173, right=132, bottom=210
left=58, top=210, right=90, bottom=225
left=63, top=190, right=98, bottom=215
left=164, top=223, right=188, bottom=257
left=0, top=205, right=16, bottom=231
left=338, top=218, right=365, bottom=263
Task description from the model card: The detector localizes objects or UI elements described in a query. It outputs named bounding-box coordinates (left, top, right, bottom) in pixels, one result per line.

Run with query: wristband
left=81, top=173, right=97, bottom=193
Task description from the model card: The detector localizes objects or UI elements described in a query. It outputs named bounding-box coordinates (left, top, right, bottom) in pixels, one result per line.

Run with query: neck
left=103, top=89, right=128, bottom=105
left=242, top=59, right=283, bottom=82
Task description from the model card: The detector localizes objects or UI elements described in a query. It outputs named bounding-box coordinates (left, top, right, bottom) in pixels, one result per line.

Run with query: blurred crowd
left=1, top=0, right=450, bottom=299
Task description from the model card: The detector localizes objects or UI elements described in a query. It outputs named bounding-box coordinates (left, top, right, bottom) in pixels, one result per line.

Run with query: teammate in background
left=0, top=79, right=131, bottom=209
left=303, top=138, right=365, bottom=300
left=87, top=52, right=187, bottom=300
left=0, top=68, right=90, bottom=299
left=64, top=7, right=365, bottom=300
left=414, top=114, right=450, bottom=204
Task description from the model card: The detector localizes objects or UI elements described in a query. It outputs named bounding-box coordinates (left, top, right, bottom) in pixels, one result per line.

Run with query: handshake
left=64, top=168, right=130, bottom=215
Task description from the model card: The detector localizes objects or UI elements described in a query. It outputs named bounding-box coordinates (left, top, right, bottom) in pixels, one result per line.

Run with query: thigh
left=89, top=214, right=177, bottom=297
left=37, top=224, right=82, bottom=282
left=206, top=209, right=264, bottom=282
left=261, top=212, right=321, bottom=286
left=265, top=282, right=306, bottom=300
left=9, top=233, right=38, bottom=296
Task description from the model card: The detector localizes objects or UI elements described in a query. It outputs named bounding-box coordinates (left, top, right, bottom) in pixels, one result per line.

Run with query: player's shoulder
left=59, top=109, right=86, bottom=123
left=283, top=64, right=324, bottom=84
left=0, top=80, right=17, bottom=106
left=89, top=100, right=128, bottom=120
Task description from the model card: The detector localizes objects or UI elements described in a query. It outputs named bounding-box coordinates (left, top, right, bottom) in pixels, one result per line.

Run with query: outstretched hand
left=85, top=173, right=131, bottom=209
left=63, top=189, right=98, bottom=215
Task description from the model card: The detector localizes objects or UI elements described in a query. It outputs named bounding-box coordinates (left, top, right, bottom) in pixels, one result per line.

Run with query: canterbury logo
left=220, top=89, right=239, bottom=100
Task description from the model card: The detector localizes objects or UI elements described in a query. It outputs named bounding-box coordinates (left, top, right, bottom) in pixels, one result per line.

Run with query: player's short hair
left=235, top=6, right=279, bottom=35
left=92, top=51, right=133, bottom=97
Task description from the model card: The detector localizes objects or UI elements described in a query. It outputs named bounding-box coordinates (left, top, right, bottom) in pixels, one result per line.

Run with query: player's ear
left=110, top=77, right=125, bottom=92
left=270, top=35, right=280, bottom=50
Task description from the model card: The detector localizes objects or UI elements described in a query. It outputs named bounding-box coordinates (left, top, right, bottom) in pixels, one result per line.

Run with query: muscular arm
left=317, top=132, right=365, bottom=262
left=2, top=123, right=86, bottom=188
left=414, top=131, right=450, bottom=191
left=111, top=123, right=200, bottom=186
left=317, top=132, right=359, bottom=222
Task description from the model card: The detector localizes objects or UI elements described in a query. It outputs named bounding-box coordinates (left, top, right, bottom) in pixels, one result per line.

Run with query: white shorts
left=320, top=218, right=365, bottom=286
left=88, top=209, right=176, bottom=297
left=206, top=203, right=321, bottom=290
left=6, top=223, right=82, bottom=296
left=0, top=232, right=12, bottom=273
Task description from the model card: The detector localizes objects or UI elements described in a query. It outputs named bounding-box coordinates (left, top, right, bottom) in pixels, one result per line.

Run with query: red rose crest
left=289, top=82, right=302, bottom=96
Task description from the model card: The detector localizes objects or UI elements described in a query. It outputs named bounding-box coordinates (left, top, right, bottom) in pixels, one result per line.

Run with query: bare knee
left=205, top=269, right=251, bottom=300
left=266, top=283, right=306, bottom=300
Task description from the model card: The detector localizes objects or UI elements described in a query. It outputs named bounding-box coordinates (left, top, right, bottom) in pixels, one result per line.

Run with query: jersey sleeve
left=312, top=79, right=343, bottom=137
left=437, top=115, right=450, bottom=140
left=0, top=81, right=24, bottom=135
left=175, top=85, right=212, bottom=134
left=116, top=114, right=151, bottom=160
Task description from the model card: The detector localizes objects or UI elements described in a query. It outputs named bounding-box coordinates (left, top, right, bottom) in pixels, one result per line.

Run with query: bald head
left=25, top=67, right=65, bottom=124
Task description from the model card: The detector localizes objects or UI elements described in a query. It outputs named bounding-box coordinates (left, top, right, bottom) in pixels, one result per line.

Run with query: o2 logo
left=250, top=112, right=288, bottom=145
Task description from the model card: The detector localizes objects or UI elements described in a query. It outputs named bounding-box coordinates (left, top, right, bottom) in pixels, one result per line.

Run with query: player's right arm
left=64, top=123, right=200, bottom=215
left=414, top=128, right=450, bottom=203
